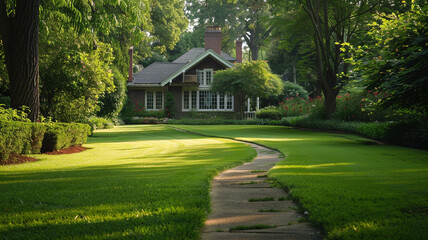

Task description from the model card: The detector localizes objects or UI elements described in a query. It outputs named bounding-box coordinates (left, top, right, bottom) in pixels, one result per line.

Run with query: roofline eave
left=160, top=49, right=235, bottom=87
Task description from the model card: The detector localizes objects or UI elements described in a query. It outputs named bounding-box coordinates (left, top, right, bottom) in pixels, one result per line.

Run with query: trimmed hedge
left=0, top=121, right=91, bottom=162
left=42, top=123, right=91, bottom=152
left=256, top=108, right=282, bottom=120
left=289, top=118, right=428, bottom=150
left=0, top=121, right=32, bottom=161
left=166, top=118, right=289, bottom=125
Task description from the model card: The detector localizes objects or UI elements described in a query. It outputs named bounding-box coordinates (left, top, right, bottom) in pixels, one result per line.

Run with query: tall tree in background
left=268, top=0, right=319, bottom=96
left=298, top=0, right=375, bottom=117
left=186, top=0, right=272, bottom=60
left=0, top=0, right=40, bottom=121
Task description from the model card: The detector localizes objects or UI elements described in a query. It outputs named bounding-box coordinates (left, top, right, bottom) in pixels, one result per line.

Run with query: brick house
left=127, top=27, right=243, bottom=118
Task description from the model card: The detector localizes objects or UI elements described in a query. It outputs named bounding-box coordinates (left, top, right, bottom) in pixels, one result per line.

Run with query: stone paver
left=201, top=143, right=323, bottom=240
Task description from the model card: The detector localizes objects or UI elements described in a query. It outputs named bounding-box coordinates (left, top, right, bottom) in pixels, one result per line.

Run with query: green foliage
left=0, top=104, right=30, bottom=122
left=262, top=81, right=309, bottom=107
left=87, top=117, right=114, bottom=132
left=97, top=68, right=126, bottom=119
left=278, top=96, right=324, bottom=118
left=289, top=117, right=428, bottom=149
left=212, top=60, right=282, bottom=118
left=39, top=27, right=115, bottom=122
left=167, top=118, right=288, bottom=126
left=176, top=125, right=428, bottom=239
left=256, top=106, right=282, bottom=120
left=0, top=121, right=32, bottom=161
left=41, top=123, right=91, bottom=152
left=29, top=123, right=47, bottom=154
left=0, top=125, right=255, bottom=239
left=164, top=92, right=176, bottom=118
left=282, top=81, right=309, bottom=99
left=351, top=5, right=428, bottom=117
left=151, top=0, right=188, bottom=52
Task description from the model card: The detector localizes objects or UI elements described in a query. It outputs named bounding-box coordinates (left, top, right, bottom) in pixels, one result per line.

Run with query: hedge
left=41, top=123, right=91, bottom=152
left=0, top=121, right=91, bottom=162
left=288, top=118, right=428, bottom=150
left=0, top=121, right=32, bottom=161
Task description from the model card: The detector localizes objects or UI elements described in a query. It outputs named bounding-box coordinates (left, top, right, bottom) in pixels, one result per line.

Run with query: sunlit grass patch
left=0, top=125, right=256, bottom=239
left=174, top=125, right=428, bottom=240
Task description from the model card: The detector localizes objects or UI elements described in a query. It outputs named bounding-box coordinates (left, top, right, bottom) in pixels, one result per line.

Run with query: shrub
left=29, top=123, right=47, bottom=154
left=120, top=99, right=165, bottom=123
left=42, top=123, right=91, bottom=152
left=278, top=96, right=324, bottom=118
left=289, top=117, right=428, bottom=150
left=87, top=117, right=114, bottom=132
left=124, top=117, right=165, bottom=124
left=256, top=106, right=282, bottom=120
left=282, top=81, right=309, bottom=99
left=0, top=121, right=32, bottom=161
left=164, top=92, right=176, bottom=118
left=166, top=118, right=289, bottom=126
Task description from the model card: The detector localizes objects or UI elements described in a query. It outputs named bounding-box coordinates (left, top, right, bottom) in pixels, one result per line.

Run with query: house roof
left=128, top=48, right=235, bottom=88
left=173, top=48, right=236, bottom=63
left=132, top=62, right=186, bottom=84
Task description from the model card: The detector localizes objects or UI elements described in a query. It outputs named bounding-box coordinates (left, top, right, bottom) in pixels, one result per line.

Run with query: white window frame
left=145, top=90, right=164, bottom=110
left=197, top=69, right=214, bottom=86
left=182, top=89, right=234, bottom=112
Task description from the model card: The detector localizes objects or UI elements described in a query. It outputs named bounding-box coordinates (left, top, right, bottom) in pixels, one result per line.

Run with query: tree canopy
left=212, top=60, right=282, bottom=118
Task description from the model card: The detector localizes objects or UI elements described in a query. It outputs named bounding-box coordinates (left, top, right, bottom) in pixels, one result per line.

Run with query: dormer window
left=196, top=69, right=214, bottom=86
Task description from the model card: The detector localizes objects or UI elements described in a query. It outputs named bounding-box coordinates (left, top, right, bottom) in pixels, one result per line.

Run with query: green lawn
left=174, top=125, right=428, bottom=240
left=0, top=125, right=255, bottom=239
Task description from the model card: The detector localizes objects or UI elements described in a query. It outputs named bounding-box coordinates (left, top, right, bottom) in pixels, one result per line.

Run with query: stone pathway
left=201, top=142, right=323, bottom=240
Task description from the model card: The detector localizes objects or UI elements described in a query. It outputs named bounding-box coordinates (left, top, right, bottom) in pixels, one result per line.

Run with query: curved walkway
left=201, top=142, right=322, bottom=240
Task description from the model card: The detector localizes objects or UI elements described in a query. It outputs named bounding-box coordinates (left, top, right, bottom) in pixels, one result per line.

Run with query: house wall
left=168, top=86, right=183, bottom=116
left=128, top=89, right=145, bottom=106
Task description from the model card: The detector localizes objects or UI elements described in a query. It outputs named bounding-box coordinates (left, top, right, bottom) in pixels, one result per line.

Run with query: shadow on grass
left=1, top=208, right=203, bottom=240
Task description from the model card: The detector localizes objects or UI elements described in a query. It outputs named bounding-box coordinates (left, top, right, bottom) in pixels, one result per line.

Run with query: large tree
left=0, top=0, right=40, bottom=121
left=212, top=60, right=282, bottom=119
left=186, top=0, right=272, bottom=60
left=296, top=0, right=376, bottom=117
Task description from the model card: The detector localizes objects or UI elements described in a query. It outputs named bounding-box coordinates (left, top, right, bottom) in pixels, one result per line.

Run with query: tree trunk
left=250, top=45, right=259, bottom=61
left=324, top=91, right=336, bottom=118
left=0, top=0, right=40, bottom=121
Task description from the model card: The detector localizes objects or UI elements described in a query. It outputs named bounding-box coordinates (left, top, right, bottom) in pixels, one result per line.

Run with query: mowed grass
left=0, top=125, right=256, bottom=239
left=174, top=125, right=428, bottom=240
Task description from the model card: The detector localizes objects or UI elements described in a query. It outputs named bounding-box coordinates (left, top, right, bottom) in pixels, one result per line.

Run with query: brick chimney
left=128, top=47, right=133, bottom=82
left=205, top=27, right=222, bottom=55
left=236, top=39, right=243, bottom=63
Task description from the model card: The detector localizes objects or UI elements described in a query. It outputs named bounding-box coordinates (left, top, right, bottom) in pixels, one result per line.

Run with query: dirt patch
left=44, top=145, right=87, bottom=155
left=1, top=146, right=87, bottom=166
left=0, top=154, right=39, bottom=165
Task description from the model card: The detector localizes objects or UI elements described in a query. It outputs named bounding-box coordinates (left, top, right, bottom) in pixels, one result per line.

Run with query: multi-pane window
left=183, top=90, right=233, bottom=111
left=191, top=91, right=197, bottom=109
left=146, top=90, right=163, bottom=110
left=219, top=94, right=225, bottom=109
left=196, top=70, right=204, bottom=85
left=146, top=91, right=154, bottom=110
left=196, top=69, right=214, bottom=86
left=183, top=91, right=190, bottom=110
left=226, top=94, right=233, bottom=110
left=205, top=70, right=212, bottom=85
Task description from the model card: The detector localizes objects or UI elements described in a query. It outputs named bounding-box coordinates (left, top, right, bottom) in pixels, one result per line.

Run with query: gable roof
left=128, top=49, right=235, bottom=87
left=132, top=62, right=186, bottom=84
left=160, top=49, right=235, bottom=86
left=173, top=48, right=236, bottom=63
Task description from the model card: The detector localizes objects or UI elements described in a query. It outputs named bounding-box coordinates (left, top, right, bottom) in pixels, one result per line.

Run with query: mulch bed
left=0, top=145, right=87, bottom=165
left=44, top=145, right=87, bottom=155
